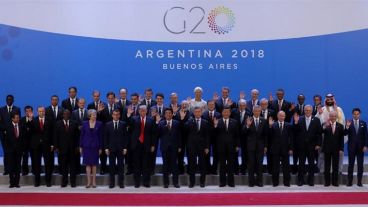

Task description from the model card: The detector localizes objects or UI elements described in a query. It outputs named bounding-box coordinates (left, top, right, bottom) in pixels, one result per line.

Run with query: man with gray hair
left=246, top=89, right=260, bottom=115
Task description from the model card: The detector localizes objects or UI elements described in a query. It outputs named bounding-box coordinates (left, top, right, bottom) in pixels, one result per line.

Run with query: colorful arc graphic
left=208, top=6, right=235, bottom=34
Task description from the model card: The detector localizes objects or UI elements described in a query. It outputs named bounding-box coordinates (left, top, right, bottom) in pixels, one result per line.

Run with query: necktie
left=279, top=122, right=283, bottom=133
left=355, top=120, right=359, bottom=134
left=147, top=100, right=151, bottom=108
left=114, top=121, right=118, bottom=131
left=158, top=107, right=162, bottom=115
left=40, top=119, right=44, bottom=131
left=80, top=109, right=84, bottom=119
left=168, top=121, right=171, bottom=130
left=139, top=117, right=145, bottom=143
left=53, top=107, right=57, bottom=118
left=72, top=99, right=75, bottom=109
left=209, top=111, right=213, bottom=120
left=306, top=118, right=310, bottom=130
left=122, top=100, right=126, bottom=108
left=196, top=119, right=200, bottom=131
left=132, top=106, right=136, bottom=116
left=240, top=112, right=244, bottom=124
left=65, top=120, right=69, bottom=132
left=278, top=100, right=282, bottom=111
left=109, top=105, right=113, bottom=115
left=8, top=106, right=11, bottom=113
left=14, top=124, right=19, bottom=138
left=299, top=105, right=303, bottom=114
left=95, top=102, right=98, bottom=109
left=255, top=118, right=259, bottom=129
left=225, top=119, right=228, bottom=131
left=332, top=123, right=336, bottom=134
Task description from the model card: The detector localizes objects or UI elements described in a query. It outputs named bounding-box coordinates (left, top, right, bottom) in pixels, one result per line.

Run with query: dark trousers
left=177, top=136, right=187, bottom=174
left=108, top=151, right=125, bottom=186
left=240, top=141, right=247, bottom=173
left=7, top=151, right=22, bottom=186
left=292, top=146, right=299, bottom=173
left=162, top=148, right=179, bottom=185
left=206, top=136, right=218, bottom=173
left=32, top=143, right=53, bottom=185
left=74, top=151, right=81, bottom=174
left=324, top=151, right=339, bottom=185
left=99, top=151, right=107, bottom=173
left=298, top=147, right=316, bottom=184
left=348, top=147, right=364, bottom=184
left=247, top=149, right=264, bottom=185
left=59, top=150, right=77, bottom=185
left=272, top=151, right=290, bottom=185
left=133, top=143, right=152, bottom=186
left=187, top=147, right=206, bottom=185
left=21, top=147, right=31, bottom=174
left=218, top=146, right=235, bottom=186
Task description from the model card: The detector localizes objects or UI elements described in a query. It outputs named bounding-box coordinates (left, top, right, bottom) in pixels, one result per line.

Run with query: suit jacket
left=344, top=120, right=368, bottom=152
left=3, top=122, right=24, bottom=153
left=158, top=119, right=182, bottom=151
left=99, top=104, right=120, bottom=123
left=185, top=118, right=210, bottom=150
left=62, top=98, right=79, bottom=112
left=71, top=108, right=89, bottom=126
left=243, top=117, right=268, bottom=151
left=246, top=99, right=259, bottom=115
left=79, top=121, right=103, bottom=149
left=215, top=98, right=237, bottom=113
left=0, top=105, right=21, bottom=124
left=104, top=120, right=129, bottom=152
left=45, top=105, right=64, bottom=124
left=202, top=110, right=221, bottom=122
left=322, top=122, right=344, bottom=153
left=150, top=105, right=168, bottom=118
left=269, top=99, right=292, bottom=122
left=140, top=99, right=157, bottom=109
left=53, top=119, right=79, bottom=154
left=230, top=109, right=249, bottom=126
left=293, top=116, right=323, bottom=150
left=269, top=122, right=294, bottom=154
left=128, top=116, right=157, bottom=151
left=293, top=104, right=305, bottom=116
left=215, top=118, right=240, bottom=151
left=20, top=116, right=33, bottom=148
left=29, top=117, right=53, bottom=149
left=116, top=99, right=131, bottom=111
left=87, top=101, right=106, bottom=121
left=261, top=108, right=276, bottom=121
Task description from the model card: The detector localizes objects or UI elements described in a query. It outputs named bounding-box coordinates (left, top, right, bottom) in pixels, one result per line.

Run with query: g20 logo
left=163, top=6, right=235, bottom=35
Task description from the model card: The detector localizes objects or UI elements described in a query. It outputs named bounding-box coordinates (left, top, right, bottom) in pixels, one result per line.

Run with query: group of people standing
left=0, top=86, right=366, bottom=189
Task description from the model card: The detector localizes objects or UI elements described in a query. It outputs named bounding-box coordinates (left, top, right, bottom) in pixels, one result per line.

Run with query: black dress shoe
left=46, top=183, right=52, bottom=187
left=9, top=185, right=14, bottom=188
left=3, top=172, right=9, bottom=176
left=297, top=181, right=304, bottom=186
left=119, top=185, right=125, bottom=188
left=284, top=183, right=290, bottom=187
left=358, top=182, right=363, bottom=187
left=71, top=184, right=77, bottom=188
left=15, top=185, right=20, bottom=188
left=126, top=171, right=133, bottom=175
left=272, top=183, right=279, bottom=187
left=324, top=183, right=330, bottom=187
left=100, top=170, right=105, bottom=175
left=189, top=184, right=194, bottom=188
left=249, top=183, right=254, bottom=187
left=143, top=184, right=151, bottom=188
left=61, top=184, right=67, bottom=188
left=200, top=183, right=205, bottom=188
left=34, top=183, right=40, bottom=187
left=134, top=185, right=140, bottom=188
left=163, top=184, right=169, bottom=188
left=308, top=182, right=314, bottom=187
left=174, top=184, right=180, bottom=188
left=219, top=184, right=226, bottom=187
left=257, top=183, right=263, bottom=187
left=347, top=182, right=353, bottom=187
left=228, top=184, right=235, bottom=187
left=109, top=185, right=115, bottom=189
left=332, top=183, right=339, bottom=187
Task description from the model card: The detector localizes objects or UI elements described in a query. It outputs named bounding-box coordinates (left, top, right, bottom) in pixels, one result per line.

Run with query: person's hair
left=207, top=99, right=215, bottom=104
left=106, top=91, right=115, bottom=98
left=87, top=109, right=97, bottom=118
left=276, top=88, right=284, bottom=93
left=6, top=94, right=14, bottom=100
left=222, top=86, right=230, bottom=93
left=51, top=95, right=59, bottom=100
left=223, top=106, right=231, bottom=111
left=238, top=99, right=246, bottom=104
left=10, top=112, right=19, bottom=119
left=63, top=109, right=71, bottom=114
left=253, top=105, right=261, bottom=111
left=145, top=88, right=153, bottom=93
left=304, top=105, right=313, bottom=110
left=297, top=94, right=305, bottom=98
left=131, top=93, right=139, bottom=98
left=113, top=109, right=120, bottom=114
left=164, top=108, right=173, bottom=114
left=352, top=108, right=361, bottom=114
left=170, top=92, right=178, bottom=97
left=193, top=106, right=202, bottom=111
left=313, top=94, right=322, bottom=100
left=329, top=111, right=337, bottom=116
left=78, top=98, right=86, bottom=103
left=119, top=88, right=127, bottom=93
left=156, top=93, right=164, bottom=99
left=251, top=89, right=259, bottom=94
left=139, top=105, right=147, bottom=110
left=68, top=86, right=77, bottom=92
left=92, top=90, right=100, bottom=96
left=24, top=105, right=33, bottom=111
left=260, top=98, right=268, bottom=104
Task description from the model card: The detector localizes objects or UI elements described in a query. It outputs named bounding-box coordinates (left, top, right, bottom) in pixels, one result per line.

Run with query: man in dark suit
left=214, top=107, right=240, bottom=187
left=61, top=86, right=79, bottom=112
left=202, top=100, right=221, bottom=174
left=231, top=99, right=249, bottom=175
left=174, top=100, right=191, bottom=174
left=215, top=87, right=237, bottom=113
left=268, top=111, right=294, bottom=187
left=104, top=109, right=129, bottom=188
left=293, top=105, right=323, bottom=186
left=127, top=105, right=157, bottom=188
left=3, top=112, right=24, bottom=188
left=53, top=110, right=79, bottom=187
left=158, top=108, right=181, bottom=188
left=246, top=89, right=260, bottom=115
left=269, top=89, right=293, bottom=122
left=260, top=98, right=276, bottom=174
left=71, top=98, right=88, bottom=175
left=344, top=108, right=367, bottom=187
left=312, top=95, right=322, bottom=116
left=98, top=91, right=120, bottom=175
left=140, top=88, right=157, bottom=109
left=243, top=105, right=268, bottom=187
left=45, top=95, right=63, bottom=176
left=0, top=94, right=21, bottom=175
left=291, top=94, right=306, bottom=174
left=293, top=94, right=306, bottom=116
left=116, top=88, right=131, bottom=112
left=184, top=107, right=210, bottom=187
left=322, top=111, right=344, bottom=187
left=30, top=106, right=54, bottom=187
left=20, top=106, right=33, bottom=176
left=87, top=90, right=105, bottom=121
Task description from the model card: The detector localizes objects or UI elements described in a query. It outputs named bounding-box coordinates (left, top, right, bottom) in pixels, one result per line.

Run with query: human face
left=353, top=111, right=360, bottom=120
left=38, top=107, right=45, bottom=118
left=164, top=110, right=173, bottom=120
left=112, top=111, right=120, bottom=121
left=69, top=88, right=77, bottom=99
left=304, top=106, right=312, bottom=117
left=222, top=108, right=231, bottom=119
left=193, top=108, right=202, bottom=119
left=277, top=111, right=286, bottom=122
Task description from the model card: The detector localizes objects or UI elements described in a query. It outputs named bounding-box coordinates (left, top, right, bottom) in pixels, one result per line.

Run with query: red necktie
left=40, top=119, right=44, bottom=131
left=139, top=117, right=145, bottom=143
left=14, top=124, right=19, bottom=139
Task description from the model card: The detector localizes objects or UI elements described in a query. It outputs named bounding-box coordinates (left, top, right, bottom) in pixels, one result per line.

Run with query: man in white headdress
left=315, top=93, right=346, bottom=173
